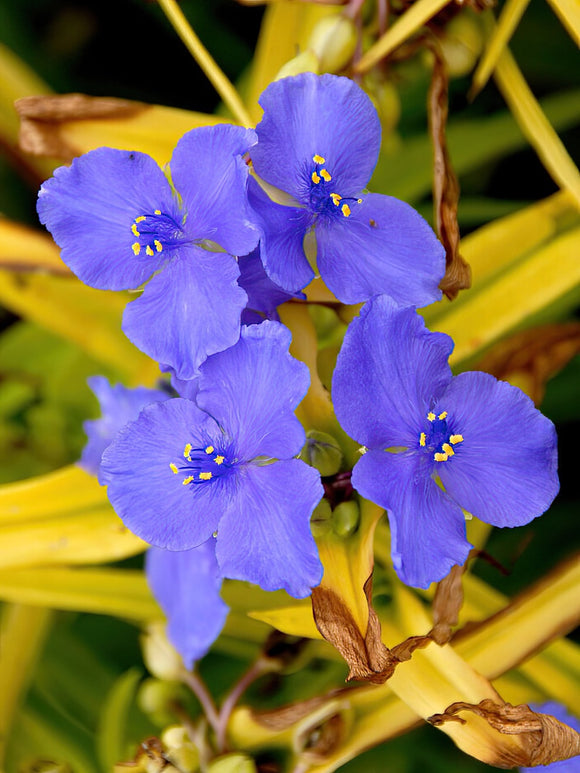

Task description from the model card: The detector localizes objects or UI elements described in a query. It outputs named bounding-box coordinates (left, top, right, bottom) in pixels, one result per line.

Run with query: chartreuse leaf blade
left=545, top=0, right=580, bottom=44
left=97, top=668, right=144, bottom=772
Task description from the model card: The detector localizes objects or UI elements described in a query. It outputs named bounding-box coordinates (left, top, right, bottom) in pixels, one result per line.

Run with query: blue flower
left=332, top=296, right=559, bottom=588
left=249, top=73, right=445, bottom=306
left=520, top=703, right=580, bottom=772
left=80, top=376, right=170, bottom=476
left=100, top=320, right=323, bottom=598
left=146, top=542, right=228, bottom=669
left=38, top=125, right=259, bottom=379
left=237, top=247, right=303, bottom=326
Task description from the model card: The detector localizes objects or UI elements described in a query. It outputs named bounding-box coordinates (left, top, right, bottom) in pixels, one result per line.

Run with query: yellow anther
left=146, top=245, right=154, bottom=256
left=154, top=209, right=161, bottom=215
left=182, top=475, right=195, bottom=485
left=170, top=463, right=178, bottom=474
left=313, top=154, right=325, bottom=164
left=419, top=432, right=426, bottom=447
left=427, top=412, right=436, bottom=422
left=131, top=223, right=140, bottom=237
left=135, top=216, right=146, bottom=223
left=357, top=198, right=363, bottom=204
left=205, top=445, right=214, bottom=454
left=438, top=411, right=448, bottom=420
left=330, top=193, right=342, bottom=206
left=434, top=452, right=448, bottom=462
left=442, top=443, right=454, bottom=456
left=311, top=171, right=321, bottom=185
left=320, top=168, right=332, bottom=182
left=132, top=243, right=141, bottom=256
left=184, top=443, right=192, bottom=459
left=450, top=434, right=464, bottom=445
left=154, top=240, right=163, bottom=253
left=199, top=471, right=213, bottom=481
left=341, top=203, right=351, bottom=217
left=214, top=455, right=225, bottom=465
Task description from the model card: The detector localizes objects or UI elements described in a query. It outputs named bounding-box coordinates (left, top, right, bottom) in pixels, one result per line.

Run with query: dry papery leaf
left=474, top=322, right=580, bottom=406
left=430, top=563, right=465, bottom=645
left=427, top=41, right=472, bottom=300
left=428, top=700, right=580, bottom=767
left=16, top=94, right=146, bottom=162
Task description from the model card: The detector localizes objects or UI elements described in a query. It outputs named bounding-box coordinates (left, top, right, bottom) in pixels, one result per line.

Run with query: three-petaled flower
left=249, top=72, right=445, bottom=306
left=37, top=125, right=259, bottom=379
left=100, top=320, right=323, bottom=598
left=332, top=296, right=559, bottom=588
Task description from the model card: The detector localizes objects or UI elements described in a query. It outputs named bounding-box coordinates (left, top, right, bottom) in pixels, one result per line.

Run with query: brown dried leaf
left=474, top=322, right=580, bottom=405
left=16, top=94, right=146, bottom=161
left=312, top=575, right=431, bottom=683
left=251, top=696, right=330, bottom=732
left=429, top=564, right=465, bottom=645
left=428, top=700, right=580, bottom=767
left=428, top=43, right=472, bottom=300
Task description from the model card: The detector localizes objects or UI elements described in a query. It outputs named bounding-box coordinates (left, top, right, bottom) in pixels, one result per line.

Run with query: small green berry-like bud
left=332, top=500, right=360, bottom=538
left=439, top=13, right=483, bottom=78
left=300, top=429, right=343, bottom=477
left=308, top=16, right=357, bottom=74
left=162, top=725, right=200, bottom=772
left=208, top=754, right=257, bottom=773
left=141, top=622, right=184, bottom=681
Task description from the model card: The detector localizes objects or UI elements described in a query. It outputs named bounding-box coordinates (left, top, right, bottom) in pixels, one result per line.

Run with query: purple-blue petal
left=238, top=247, right=303, bottom=323
left=437, top=371, right=559, bottom=527
left=170, top=125, right=259, bottom=257
left=332, top=297, right=454, bottom=449
left=520, top=703, right=580, bottom=772
left=248, top=179, right=314, bottom=293
left=100, top=398, right=224, bottom=549
left=122, top=248, right=247, bottom=380
left=80, top=376, right=169, bottom=475
left=196, top=320, right=308, bottom=460
left=216, top=459, right=323, bottom=597
left=146, top=541, right=228, bottom=669
left=252, top=73, right=381, bottom=200
left=37, top=148, right=179, bottom=290
left=316, top=193, right=445, bottom=306
left=352, top=449, right=471, bottom=588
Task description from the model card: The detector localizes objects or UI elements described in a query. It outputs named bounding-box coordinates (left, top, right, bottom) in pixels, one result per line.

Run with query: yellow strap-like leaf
left=546, top=0, right=580, bottom=45
left=470, top=0, right=532, bottom=97
left=494, top=49, right=580, bottom=211
left=355, top=0, right=451, bottom=73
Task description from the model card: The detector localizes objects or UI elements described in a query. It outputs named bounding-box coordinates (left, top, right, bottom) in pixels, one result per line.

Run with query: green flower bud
left=162, top=725, right=200, bottom=772
left=300, top=430, right=343, bottom=477
left=310, top=497, right=333, bottom=537
left=138, top=678, right=186, bottom=727
left=308, top=16, right=357, bottom=74
left=207, top=754, right=256, bottom=773
left=275, top=50, right=319, bottom=81
left=141, top=621, right=184, bottom=681
left=439, top=13, right=484, bottom=78
left=332, top=500, right=360, bottom=538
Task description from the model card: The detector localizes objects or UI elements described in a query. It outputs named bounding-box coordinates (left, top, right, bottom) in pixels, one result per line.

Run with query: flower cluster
left=40, top=72, right=559, bottom=666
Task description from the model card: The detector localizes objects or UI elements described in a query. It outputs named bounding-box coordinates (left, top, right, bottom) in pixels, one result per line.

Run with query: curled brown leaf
left=429, top=563, right=465, bottom=645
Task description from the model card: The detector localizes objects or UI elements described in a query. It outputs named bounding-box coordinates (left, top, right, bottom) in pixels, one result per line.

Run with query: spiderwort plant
left=249, top=72, right=446, bottom=306
left=100, top=320, right=323, bottom=598
left=37, top=125, right=259, bottom=380
left=332, top=296, right=559, bottom=588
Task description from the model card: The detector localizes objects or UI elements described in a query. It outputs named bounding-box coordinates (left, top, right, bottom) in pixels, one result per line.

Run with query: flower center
left=130, top=210, right=186, bottom=258
left=308, top=154, right=362, bottom=219
left=419, top=411, right=464, bottom=463
left=170, top=442, right=234, bottom=487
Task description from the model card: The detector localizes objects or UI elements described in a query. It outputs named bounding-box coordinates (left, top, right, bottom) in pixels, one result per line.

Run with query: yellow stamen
left=427, top=412, right=436, bottom=422
left=311, top=171, right=321, bottom=185
left=131, top=223, right=140, bottom=237
left=320, top=168, right=332, bottom=182
left=154, top=209, right=161, bottom=215
left=357, top=198, right=363, bottom=204
left=419, top=432, right=426, bottom=447
left=214, top=455, right=225, bottom=465
left=313, top=154, right=325, bottom=164
left=205, top=445, right=214, bottom=454
left=330, top=193, right=342, bottom=206
left=182, top=475, right=195, bottom=485
left=442, top=443, right=454, bottom=456
left=434, top=452, right=448, bottom=462
left=199, top=471, right=212, bottom=481
left=135, top=216, right=146, bottom=223
left=132, top=243, right=141, bottom=256
left=154, top=240, right=163, bottom=253
left=438, top=411, right=448, bottom=420
left=146, top=245, right=154, bottom=256
left=170, top=463, right=178, bottom=474
left=341, top=203, right=351, bottom=217
left=450, top=434, right=464, bottom=445
left=184, top=443, right=192, bottom=459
